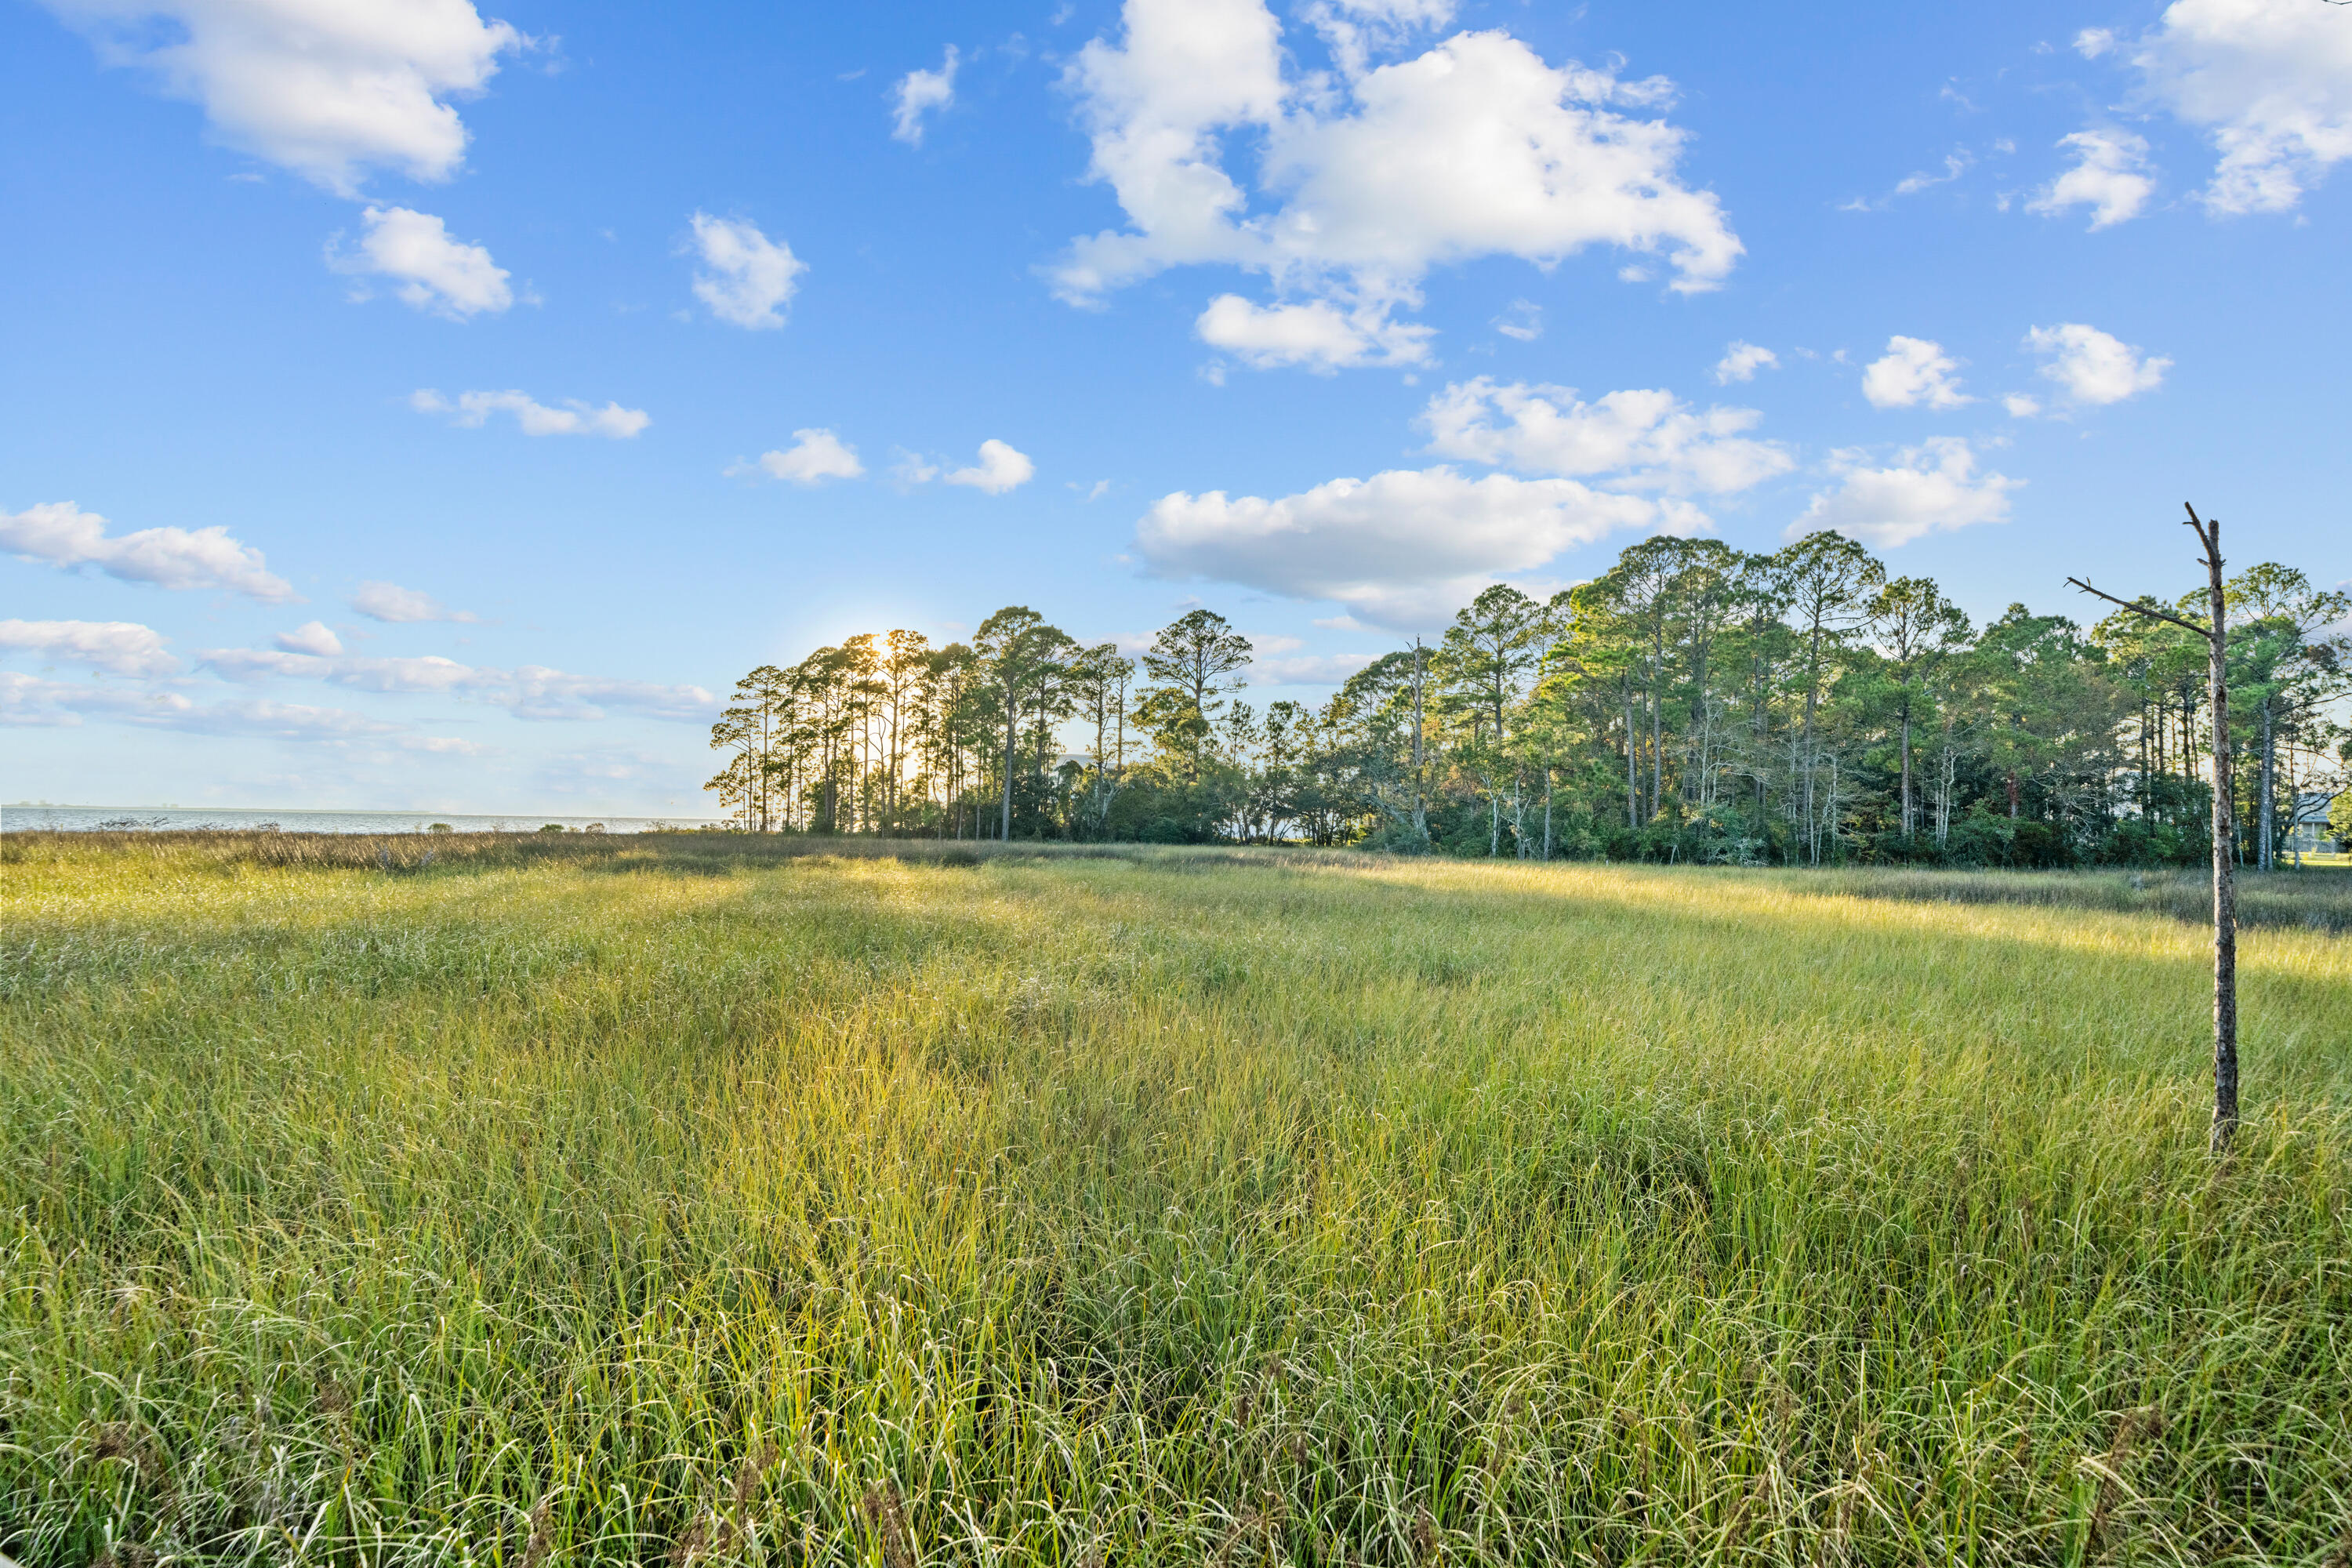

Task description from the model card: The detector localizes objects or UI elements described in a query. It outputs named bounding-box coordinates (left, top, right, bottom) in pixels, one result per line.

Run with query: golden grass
left=2, top=837, right=2347, bottom=1565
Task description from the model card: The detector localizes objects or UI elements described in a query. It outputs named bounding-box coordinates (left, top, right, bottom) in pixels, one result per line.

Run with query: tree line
left=705, top=530, right=2348, bottom=868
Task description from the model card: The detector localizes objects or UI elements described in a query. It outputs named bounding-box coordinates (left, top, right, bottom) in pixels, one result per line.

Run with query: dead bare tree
left=2068, top=503, right=2238, bottom=1152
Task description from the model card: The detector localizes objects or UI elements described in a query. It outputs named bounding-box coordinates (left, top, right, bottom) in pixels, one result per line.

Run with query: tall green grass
left=2, top=837, right=2347, bottom=1565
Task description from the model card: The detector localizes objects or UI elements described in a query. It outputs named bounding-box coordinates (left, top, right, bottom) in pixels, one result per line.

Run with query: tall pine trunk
left=1899, top=699, right=1913, bottom=839
left=2258, top=697, right=2274, bottom=871
left=1624, top=696, right=1639, bottom=829
left=1799, top=627, right=1823, bottom=866
left=1000, top=687, right=1016, bottom=842
left=1410, top=643, right=1428, bottom=846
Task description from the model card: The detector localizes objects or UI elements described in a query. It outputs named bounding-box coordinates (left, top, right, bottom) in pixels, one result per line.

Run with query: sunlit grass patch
left=2, top=837, right=2347, bottom=1565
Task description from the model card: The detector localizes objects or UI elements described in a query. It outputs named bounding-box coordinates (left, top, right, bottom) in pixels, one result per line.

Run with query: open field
left=3, top=836, right=2349, bottom=1566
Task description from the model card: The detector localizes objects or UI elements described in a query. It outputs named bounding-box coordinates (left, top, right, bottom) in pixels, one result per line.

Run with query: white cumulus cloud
left=2075, top=27, right=2118, bottom=59
left=1861, top=336, right=1972, bottom=410
left=1134, top=466, right=1665, bottom=629
left=411, top=389, right=649, bottom=438
left=274, top=620, right=343, bottom=655
left=2024, top=322, right=2171, bottom=405
left=688, top=212, right=805, bottom=329
left=944, top=439, right=1036, bottom=495
left=1196, top=293, right=1432, bottom=370
left=1054, top=0, right=1740, bottom=368
left=2132, top=0, right=2352, bottom=215
left=331, top=205, right=513, bottom=318
left=2027, top=129, right=2156, bottom=229
left=350, top=580, right=477, bottom=623
left=38, top=0, right=523, bottom=195
left=1712, top=340, right=1778, bottom=385
left=1790, top=438, right=2020, bottom=547
left=738, top=429, right=865, bottom=485
left=892, top=46, right=959, bottom=144
left=1421, top=378, right=1793, bottom=499
left=1, top=500, right=296, bottom=601
left=0, top=619, right=180, bottom=677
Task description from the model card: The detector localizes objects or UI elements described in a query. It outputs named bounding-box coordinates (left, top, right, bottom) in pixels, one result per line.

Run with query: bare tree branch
left=2064, top=577, right=2210, bottom=637
left=2067, top=504, right=2234, bottom=637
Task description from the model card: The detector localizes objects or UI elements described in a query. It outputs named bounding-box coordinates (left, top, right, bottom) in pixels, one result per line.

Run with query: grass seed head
left=730, top=1442, right=779, bottom=1510
left=518, top=1498, right=554, bottom=1568
left=667, top=1513, right=711, bottom=1567
left=2086, top=1406, right=2165, bottom=1552
left=90, top=1423, right=141, bottom=1463
left=861, top=1483, right=913, bottom=1568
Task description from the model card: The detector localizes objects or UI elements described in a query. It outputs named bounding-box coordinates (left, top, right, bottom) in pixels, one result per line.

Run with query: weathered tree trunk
left=2200, top=518, right=2238, bottom=1151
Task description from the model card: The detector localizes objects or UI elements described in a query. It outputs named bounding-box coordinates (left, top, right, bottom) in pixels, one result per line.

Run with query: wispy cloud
left=411, top=389, right=649, bottom=438
left=198, top=646, right=715, bottom=722
left=350, top=581, right=479, bottom=624
left=891, top=46, right=959, bottom=145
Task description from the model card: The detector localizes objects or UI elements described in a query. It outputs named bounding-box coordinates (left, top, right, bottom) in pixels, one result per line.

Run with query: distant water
left=2, top=804, right=720, bottom=835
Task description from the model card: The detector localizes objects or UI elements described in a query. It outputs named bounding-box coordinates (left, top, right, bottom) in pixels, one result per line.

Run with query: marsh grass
left=2, top=837, right=2347, bottom=1564
left=1809, top=863, right=2352, bottom=935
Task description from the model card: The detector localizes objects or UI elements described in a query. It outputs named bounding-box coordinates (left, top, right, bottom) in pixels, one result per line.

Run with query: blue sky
left=5, top=0, right=2349, bottom=813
